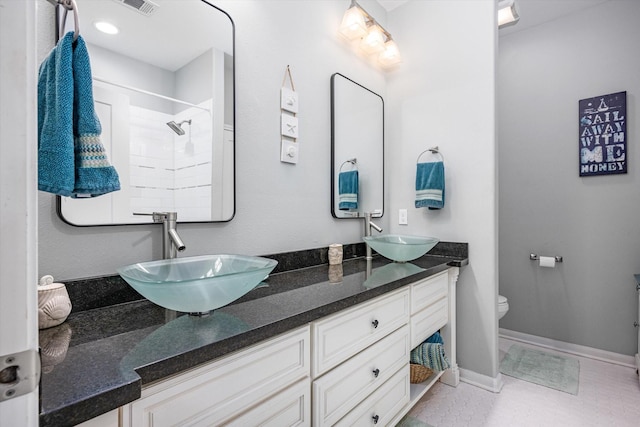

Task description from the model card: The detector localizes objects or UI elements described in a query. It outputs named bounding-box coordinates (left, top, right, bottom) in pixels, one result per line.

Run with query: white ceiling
left=74, top=0, right=232, bottom=71
left=76, top=0, right=612, bottom=71
left=375, top=0, right=611, bottom=35
left=499, top=0, right=611, bottom=36
left=376, top=0, right=410, bottom=12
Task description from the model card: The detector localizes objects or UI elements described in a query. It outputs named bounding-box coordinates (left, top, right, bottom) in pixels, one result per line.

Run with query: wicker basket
left=410, top=364, right=433, bottom=384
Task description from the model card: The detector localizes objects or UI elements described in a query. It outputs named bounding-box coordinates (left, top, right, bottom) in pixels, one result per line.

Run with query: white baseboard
left=499, top=328, right=636, bottom=368
left=459, top=368, right=504, bottom=393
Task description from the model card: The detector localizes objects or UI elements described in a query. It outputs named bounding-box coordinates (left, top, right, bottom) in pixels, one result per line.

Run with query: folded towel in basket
left=410, top=341, right=451, bottom=372
left=415, top=161, right=445, bottom=210
left=426, top=331, right=444, bottom=344
left=338, top=170, right=359, bottom=210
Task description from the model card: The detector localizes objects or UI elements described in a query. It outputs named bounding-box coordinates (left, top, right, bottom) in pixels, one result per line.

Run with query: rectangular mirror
left=331, top=73, right=384, bottom=219
left=55, top=0, right=235, bottom=225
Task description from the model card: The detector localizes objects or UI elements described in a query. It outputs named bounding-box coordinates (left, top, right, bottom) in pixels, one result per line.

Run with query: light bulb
left=94, top=21, right=119, bottom=35
left=339, top=6, right=367, bottom=40
left=378, top=40, right=401, bottom=67
left=360, top=25, right=385, bottom=55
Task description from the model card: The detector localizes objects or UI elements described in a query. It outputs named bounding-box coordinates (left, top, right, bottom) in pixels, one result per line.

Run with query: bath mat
left=396, top=415, right=434, bottom=427
left=500, top=344, right=579, bottom=395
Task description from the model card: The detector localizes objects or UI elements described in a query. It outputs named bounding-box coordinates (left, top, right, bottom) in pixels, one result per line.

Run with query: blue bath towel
left=37, top=32, right=120, bottom=197
left=410, top=341, right=450, bottom=372
left=338, top=170, right=359, bottom=210
left=415, top=161, right=445, bottom=210
left=38, top=32, right=75, bottom=196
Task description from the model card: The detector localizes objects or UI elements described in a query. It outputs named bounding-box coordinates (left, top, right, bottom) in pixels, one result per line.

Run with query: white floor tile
left=404, top=338, right=640, bottom=426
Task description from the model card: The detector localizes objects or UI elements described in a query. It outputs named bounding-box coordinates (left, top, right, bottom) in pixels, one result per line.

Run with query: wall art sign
left=579, top=91, right=626, bottom=177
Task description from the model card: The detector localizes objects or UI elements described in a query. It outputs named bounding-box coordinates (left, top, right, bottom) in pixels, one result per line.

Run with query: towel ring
left=417, top=146, right=444, bottom=164
left=339, top=158, right=358, bottom=173
left=58, top=0, right=80, bottom=42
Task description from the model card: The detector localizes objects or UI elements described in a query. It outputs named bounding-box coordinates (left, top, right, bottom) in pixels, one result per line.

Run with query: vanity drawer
left=127, top=326, right=310, bottom=427
left=410, top=270, right=448, bottom=315
left=411, top=296, right=448, bottom=348
left=312, top=325, right=410, bottom=426
left=225, top=378, right=310, bottom=427
left=334, top=365, right=410, bottom=427
left=312, top=289, right=410, bottom=377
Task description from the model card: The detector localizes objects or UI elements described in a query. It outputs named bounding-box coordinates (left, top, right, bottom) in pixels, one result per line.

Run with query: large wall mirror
left=331, top=73, right=384, bottom=219
left=56, top=0, right=235, bottom=225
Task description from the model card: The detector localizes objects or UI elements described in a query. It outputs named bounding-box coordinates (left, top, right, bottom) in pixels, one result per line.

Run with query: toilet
left=498, top=295, right=509, bottom=320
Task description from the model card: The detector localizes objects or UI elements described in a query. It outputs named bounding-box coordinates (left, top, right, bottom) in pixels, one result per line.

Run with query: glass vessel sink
left=363, top=234, right=439, bottom=262
left=117, top=254, right=278, bottom=313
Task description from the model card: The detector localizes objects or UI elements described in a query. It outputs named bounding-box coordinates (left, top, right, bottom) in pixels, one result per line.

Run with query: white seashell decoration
left=38, top=275, right=72, bottom=329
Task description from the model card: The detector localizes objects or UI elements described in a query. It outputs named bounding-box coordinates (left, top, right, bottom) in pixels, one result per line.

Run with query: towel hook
left=58, top=0, right=80, bottom=42
left=339, top=158, right=358, bottom=173
left=417, top=146, right=444, bottom=164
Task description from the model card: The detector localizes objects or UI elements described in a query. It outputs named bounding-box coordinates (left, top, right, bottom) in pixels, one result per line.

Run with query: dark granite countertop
left=39, top=243, right=467, bottom=426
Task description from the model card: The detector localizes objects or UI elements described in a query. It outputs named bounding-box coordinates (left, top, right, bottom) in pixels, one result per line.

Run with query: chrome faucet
left=134, top=211, right=186, bottom=259
left=153, top=212, right=186, bottom=259
left=363, top=212, right=383, bottom=260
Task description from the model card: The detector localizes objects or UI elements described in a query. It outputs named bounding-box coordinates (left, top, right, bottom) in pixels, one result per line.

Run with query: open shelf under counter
left=391, top=370, right=446, bottom=424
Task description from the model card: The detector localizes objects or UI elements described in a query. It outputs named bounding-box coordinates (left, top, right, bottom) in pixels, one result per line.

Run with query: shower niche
left=55, top=0, right=235, bottom=225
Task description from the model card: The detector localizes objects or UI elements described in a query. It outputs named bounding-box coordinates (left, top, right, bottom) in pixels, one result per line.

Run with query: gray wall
left=175, top=49, right=214, bottom=110
left=498, top=0, right=640, bottom=355
left=386, top=0, right=498, bottom=380
left=88, top=43, right=175, bottom=113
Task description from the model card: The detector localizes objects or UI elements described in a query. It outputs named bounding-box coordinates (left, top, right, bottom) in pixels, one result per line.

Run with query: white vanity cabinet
left=311, top=288, right=411, bottom=378
left=312, top=267, right=459, bottom=426
left=310, top=288, right=411, bottom=425
left=86, top=267, right=459, bottom=427
left=122, top=326, right=311, bottom=427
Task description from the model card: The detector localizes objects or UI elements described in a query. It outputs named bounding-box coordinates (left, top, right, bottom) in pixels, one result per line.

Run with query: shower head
left=166, top=119, right=192, bottom=135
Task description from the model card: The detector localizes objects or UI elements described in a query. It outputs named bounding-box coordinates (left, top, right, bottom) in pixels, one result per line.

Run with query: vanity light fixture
left=338, top=2, right=368, bottom=39
left=338, top=0, right=401, bottom=68
left=94, top=20, right=119, bottom=35
left=378, top=39, right=401, bottom=67
left=360, top=24, right=386, bottom=54
left=498, top=0, right=520, bottom=29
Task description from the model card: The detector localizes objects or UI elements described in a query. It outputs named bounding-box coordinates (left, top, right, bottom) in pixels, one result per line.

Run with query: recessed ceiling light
left=94, top=21, right=119, bottom=35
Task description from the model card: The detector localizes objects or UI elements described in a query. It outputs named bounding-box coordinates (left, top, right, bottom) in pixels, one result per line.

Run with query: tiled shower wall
left=129, top=100, right=213, bottom=220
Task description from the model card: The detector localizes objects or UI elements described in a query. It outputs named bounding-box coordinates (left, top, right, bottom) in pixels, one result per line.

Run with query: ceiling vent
left=112, top=0, right=158, bottom=16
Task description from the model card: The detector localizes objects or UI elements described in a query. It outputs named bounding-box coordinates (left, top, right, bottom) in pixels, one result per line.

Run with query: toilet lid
left=498, top=295, right=507, bottom=304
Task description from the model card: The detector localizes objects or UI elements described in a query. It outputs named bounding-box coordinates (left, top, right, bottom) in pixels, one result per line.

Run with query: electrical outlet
left=399, top=209, right=408, bottom=225
left=280, top=140, right=299, bottom=164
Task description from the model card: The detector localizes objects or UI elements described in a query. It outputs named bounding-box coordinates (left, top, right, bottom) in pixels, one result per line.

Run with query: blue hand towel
left=38, top=32, right=75, bottom=196
left=71, top=35, right=120, bottom=197
left=415, top=161, right=445, bottom=210
left=410, top=342, right=451, bottom=372
left=37, top=32, right=120, bottom=198
left=338, top=170, right=359, bottom=210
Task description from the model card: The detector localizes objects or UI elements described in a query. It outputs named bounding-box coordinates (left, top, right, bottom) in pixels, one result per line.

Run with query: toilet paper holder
left=530, top=253, right=563, bottom=263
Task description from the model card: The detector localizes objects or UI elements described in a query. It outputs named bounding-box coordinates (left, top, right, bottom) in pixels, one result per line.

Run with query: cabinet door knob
left=372, top=414, right=380, bottom=424
left=371, top=319, right=379, bottom=328
left=372, top=368, right=380, bottom=378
